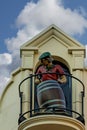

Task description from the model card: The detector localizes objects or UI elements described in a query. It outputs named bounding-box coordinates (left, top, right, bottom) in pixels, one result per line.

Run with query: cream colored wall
left=21, top=51, right=35, bottom=69
left=33, top=37, right=84, bottom=70
left=0, top=70, right=20, bottom=130
left=0, top=68, right=32, bottom=130
left=35, top=37, right=73, bottom=70
left=82, top=70, right=87, bottom=129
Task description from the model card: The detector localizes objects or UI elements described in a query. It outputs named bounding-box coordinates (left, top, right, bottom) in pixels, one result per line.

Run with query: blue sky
left=0, top=0, right=33, bottom=53
left=0, top=0, right=87, bottom=94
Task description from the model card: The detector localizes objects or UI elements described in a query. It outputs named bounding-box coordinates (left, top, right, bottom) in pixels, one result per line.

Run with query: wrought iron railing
left=18, top=73, right=85, bottom=125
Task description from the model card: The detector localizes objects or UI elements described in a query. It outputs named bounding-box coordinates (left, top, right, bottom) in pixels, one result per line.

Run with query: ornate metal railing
left=18, top=73, right=85, bottom=124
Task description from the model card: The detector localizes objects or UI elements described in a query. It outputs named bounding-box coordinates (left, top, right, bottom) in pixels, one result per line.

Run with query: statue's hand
left=57, top=75, right=67, bottom=84
left=35, top=78, right=41, bottom=84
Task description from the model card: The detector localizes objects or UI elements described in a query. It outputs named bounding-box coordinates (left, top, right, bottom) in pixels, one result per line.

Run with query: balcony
left=18, top=73, right=85, bottom=130
left=18, top=115, right=85, bottom=130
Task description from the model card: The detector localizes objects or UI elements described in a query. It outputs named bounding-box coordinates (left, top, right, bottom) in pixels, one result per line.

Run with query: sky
left=0, top=0, right=87, bottom=95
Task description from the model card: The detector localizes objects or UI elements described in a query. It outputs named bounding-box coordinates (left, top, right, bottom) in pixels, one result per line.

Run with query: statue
left=35, top=52, right=67, bottom=112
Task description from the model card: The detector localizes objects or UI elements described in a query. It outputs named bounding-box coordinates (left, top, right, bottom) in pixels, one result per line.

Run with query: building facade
left=0, top=25, right=87, bottom=130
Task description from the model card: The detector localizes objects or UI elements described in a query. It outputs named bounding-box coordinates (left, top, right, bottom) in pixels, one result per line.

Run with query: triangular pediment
left=20, top=24, right=85, bottom=57
left=21, top=24, right=84, bottom=48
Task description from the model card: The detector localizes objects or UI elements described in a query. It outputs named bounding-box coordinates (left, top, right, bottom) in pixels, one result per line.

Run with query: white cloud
left=1, top=0, right=87, bottom=94
left=0, top=66, right=11, bottom=95
left=16, top=0, right=87, bottom=35
left=0, top=53, right=12, bottom=65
